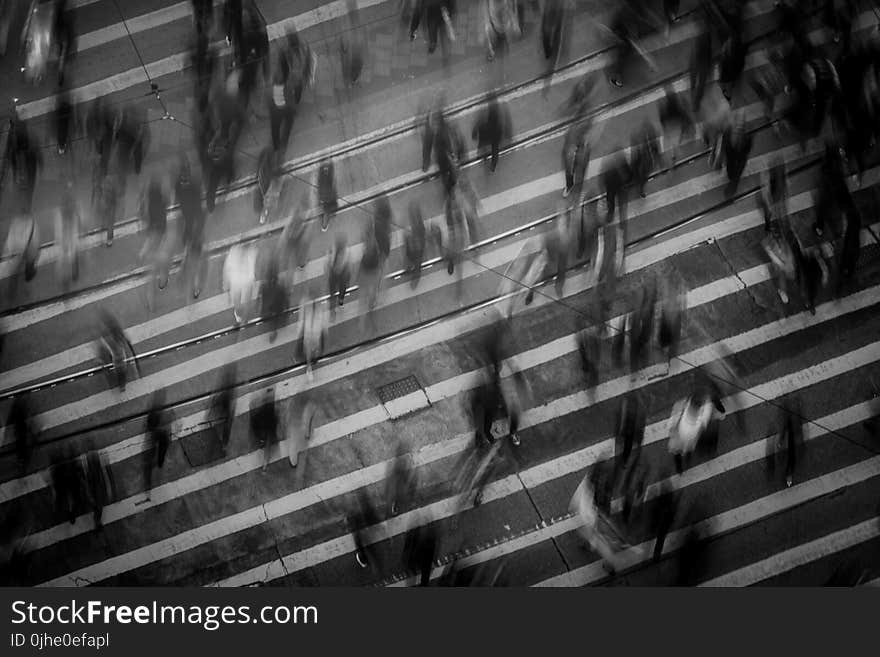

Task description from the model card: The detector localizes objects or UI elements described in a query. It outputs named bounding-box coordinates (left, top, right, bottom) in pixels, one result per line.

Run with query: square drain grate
left=377, top=375, right=430, bottom=420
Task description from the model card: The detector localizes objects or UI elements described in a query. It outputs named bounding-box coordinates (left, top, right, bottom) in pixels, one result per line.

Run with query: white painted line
left=700, top=517, right=880, bottom=587
left=35, top=281, right=880, bottom=584
left=536, top=456, right=880, bottom=587
left=2, top=168, right=874, bottom=517
left=5, top=132, right=815, bottom=434
left=383, top=390, right=430, bottom=419
left=395, top=397, right=880, bottom=585
left=236, top=337, right=880, bottom=588
left=16, top=0, right=392, bottom=120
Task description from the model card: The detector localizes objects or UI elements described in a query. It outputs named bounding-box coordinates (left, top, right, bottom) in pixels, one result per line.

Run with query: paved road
left=1, top=0, right=879, bottom=587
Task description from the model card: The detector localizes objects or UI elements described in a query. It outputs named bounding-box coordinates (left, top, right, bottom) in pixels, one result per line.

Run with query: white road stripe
left=5, top=131, right=816, bottom=435
left=38, top=282, right=880, bottom=585
left=536, top=456, right=880, bottom=586
left=222, top=336, right=880, bottom=587
left=16, top=0, right=392, bottom=120
left=0, top=171, right=871, bottom=506
left=700, top=517, right=880, bottom=587
left=398, top=398, right=875, bottom=587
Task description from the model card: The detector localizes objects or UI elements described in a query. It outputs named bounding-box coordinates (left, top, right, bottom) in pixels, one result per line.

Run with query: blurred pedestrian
left=757, top=155, right=789, bottom=235
left=402, top=514, right=437, bottom=586
left=423, top=0, right=456, bottom=61
left=96, top=311, right=139, bottom=392
left=340, top=4, right=365, bottom=88
left=297, top=294, right=329, bottom=379
left=176, top=156, right=207, bottom=298
left=85, top=447, right=115, bottom=528
left=762, top=223, right=797, bottom=304
left=472, top=92, right=511, bottom=174
left=6, top=117, right=42, bottom=215
left=144, top=389, right=171, bottom=496
left=767, top=398, right=803, bottom=489
left=254, top=146, right=280, bottom=224
left=268, top=52, right=296, bottom=154
left=223, top=242, right=259, bottom=324
left=203, top=121, right=237, bottom=213
left=317, top=158, right=338, bottom=232
left=191, top=0, right=213, bottom=36
left=50, top=449, right=87, bottom=525
left=286, top=393, right=317, bottom=469
left=576, top=324, right=601, bottom=392
left=250, top=387, right=278, bottom=472
left=602, top=152, right=632, bottom=274
left=404, top=200, right=426, bottom=288
left=350, top=490, right=380, bottom=569
left=94, top=172, right=120, bottom=247
left=651, top=478, right=681, bottom=562
left=689, top=16, right=712, bottom=112
left=261, top=247, right=288, bottom=343
left=224, top=0, right=244, bottom=63
left=138, top=179, right=171, bottom=308
left=55, top=181, right=81, bottom=290
left=280, top=196, right=312, bottom=274
left=54, top=91, right=73, bottom=155
left=387, top=443, right=418, bottom=516
left=668, top=392, right=715, bottom=474
left=562, top=117, right=590, bottom=198
left=328, top=234, right=351, bottom=312
left=483, top=0, right=520, bottom=62
left=3, top=213, right=41, bottom=299
left=720, top=112, right=752, bottom=197
left=630, top=122, right=660, bottom=198
left=210, top=364, right=237, bottom=454
left=9, top=392, right=37, bottom=477
left=659, top=86, right=693, bottom=164
left=659, top=277, right=684, bottom=365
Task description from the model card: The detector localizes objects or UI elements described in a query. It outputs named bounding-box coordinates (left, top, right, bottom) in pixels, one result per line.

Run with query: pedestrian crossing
left=1, top=0, right=879, bottom=587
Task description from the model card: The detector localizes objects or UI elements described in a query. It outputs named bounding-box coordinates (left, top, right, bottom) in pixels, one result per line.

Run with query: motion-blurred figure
left=144, top=389, right=171, bottom=497
left=223, top=242, right=259, bottom=324
left=404, top=200, right=426, bottom=288
left=766, top=398, right=803, bottom=489
left=658, top=277, right=684, bottom=366
left=651, top=478, right=681, bottom=562
left=659, top=85, right=693, bottom=164
left=97, top=311, right=139, bottom=392
left=328, top=234, right=351, bottom=313
left=176, top=155, right=207, bottom=299
left=630, top=122, right=660, bottom=198
left=576, top=324, right=601, bottom=392
left=267, top=52, right=297, bottom=154
left=138, top=178, right=171, bottom=308
left=340, top=1, right=365, bottom=88
left=5, top=115, right=42, bottom=215
left=250, top=387, right=278, bottom=472
left=54, top=90, right=73, bottom=155
left=689, top=12, right=712, bottom=111
left=3, top=213, right=41, bottom=299
left=472, top=92, right=512, bottom=174
left=667, top=391, right=716, bottom=474
left=757, top=155, right=789, bottom=235
left=9, top=392, right=37, bottom=477
left=317, top=158, right=339, bottom=232
left=285, top=393, right=317, bottom=469
left=296, top=294, right=329, bottom=379
left=261, top=246, right=288, bottom=343
left=420, top=0, right=456, bottom=61
left=569, top=460, right=631, bottom=574
left=50, top=448, right=87, bottom=525
left=350, top=490, right=380, bottom=570
left=223, top=0, right=244, bottom=63
left=85, top=446, right=115, bottom=528
left=561, top=116, right=590, bottom=198
left=602, top=152, right=632, bottom=274
left=402, top=513, right=437, bottom=586
left=55, top=181, right=81, bottom=290
left=719, top=111, right=752, bottom=197
left=94, top=171, right=120, bottom=247
left=191, top=0, right=213, bottom=36
left=210, top=364, right=237, bottom=454
left=482, top=0, right=520, bottom=62
left=280, top=196, right=312, bottom=276
left=387, top=443, right=418, bottom=516
left=761, top=220, right=798, bottom=304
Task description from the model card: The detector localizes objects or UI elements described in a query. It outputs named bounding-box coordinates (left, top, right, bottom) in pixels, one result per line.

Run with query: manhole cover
left=377, top=375, right=430, bottom=419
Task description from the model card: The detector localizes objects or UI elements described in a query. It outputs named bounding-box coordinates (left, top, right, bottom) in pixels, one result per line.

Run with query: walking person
left=261, top=247, right=288, bottom=343
left=297, top=294, right=329, bottom=379
left=602, top=153, right=632, bottom=275
left=223, top=242, right=259, bottom=325
left=286, top=394, right=317, bottom=469
left=651, top=478, right=681, bottom=563
left=328, top=235, right=351, bottom=313
left=95, top=171, right=120, bottom=247
left=143, top=389, right=171, bottom=498
left=767, top=399, right=803, bottom=488
left=317, top=158, right=338, bottom=232
left=267, top=52, right=296, bottom=154
left=85, top=448, right=115, bottom=528
left=210, top=364, right=237, bottom=454
left=561, top=117, right=590, bottom=198
left=9, top=392, right=37, bottom=477
left=250, top=387, right=279, bottom=472
left=54, top=91, right=73, bottom=155
left=404, top=200, right=426, bottom=288
left=55, top=181, right=81, bottom=290
left=138, top=179, right=171, bottom=309
left=280, top=196, right=312, bottom=277
left=175, top=156, right=206, bottom=299
left=3, top=213, right=41, bottom=299
left=667, top=392, right=715, bottom=474
left=472, top=92, right=511, bottom=174
left=96, top=311, right=139, bottom=392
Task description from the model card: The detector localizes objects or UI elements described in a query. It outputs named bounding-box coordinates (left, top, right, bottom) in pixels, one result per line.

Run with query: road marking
left=219, top=354, right=880, bottom=588
left=700, top=517, right=880, bottom=586
left=536, top=456, right=880, bottom=586
left=2, top=166, right=874, bottom=506
left=35, top=283, right=880, bottom=584
left=394, top=397, right=880, bottom=585
left=15, top=0, right=392, bottom=120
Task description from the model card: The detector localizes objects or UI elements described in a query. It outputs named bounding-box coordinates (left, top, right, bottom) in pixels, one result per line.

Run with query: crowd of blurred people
left=3, top=0, right=879, bottom=586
